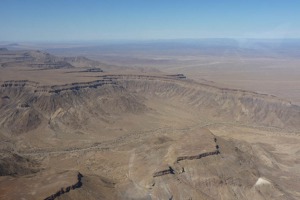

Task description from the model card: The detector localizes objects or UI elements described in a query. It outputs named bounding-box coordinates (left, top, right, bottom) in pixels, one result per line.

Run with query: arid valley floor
left=0, top=42, right=300, bottom=200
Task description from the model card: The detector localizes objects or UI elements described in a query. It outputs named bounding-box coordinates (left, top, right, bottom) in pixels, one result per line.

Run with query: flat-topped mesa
left=0, top=79, right=117, bottom=94
left=1, top=72, right=300, bottom=131
left=107, top=73, right=291, bottom=106
left=98, top=74, right=187, bottom=81
left=0, top=73, right=188, bottom=94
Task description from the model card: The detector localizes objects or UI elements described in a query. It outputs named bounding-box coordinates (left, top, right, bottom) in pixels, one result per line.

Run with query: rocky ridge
left=0, top=50, right=105, bottom=70
left=1, top=72, right=299, bottom=136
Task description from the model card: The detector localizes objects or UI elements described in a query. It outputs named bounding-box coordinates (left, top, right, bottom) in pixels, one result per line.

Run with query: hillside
left=0, top=49, right=108, bottom=70
left=0, top=50, right=299, bottom=200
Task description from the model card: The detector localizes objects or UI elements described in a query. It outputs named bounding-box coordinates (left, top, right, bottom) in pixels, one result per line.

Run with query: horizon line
left=1, top=37, right=300, bottom=44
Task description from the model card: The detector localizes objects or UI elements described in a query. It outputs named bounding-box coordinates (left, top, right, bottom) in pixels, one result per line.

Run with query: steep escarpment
left=118, top=78, right=300, bottom=130
left=0, top=79, right=146, bottom=134
left=1, top=73, right=299, bottom=134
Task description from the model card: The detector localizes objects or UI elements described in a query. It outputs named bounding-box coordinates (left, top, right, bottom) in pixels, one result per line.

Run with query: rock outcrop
left=153, top=137, right=220, bottom=177
left=0, top=153, right=39, bottom=176
left=153, top=166, right=175, bottom=177
left=0, top=78, right=146, bottom=134
left=118, top=77, right=300, bottom=130
left=176, top=150, right=220, bottom=162
left=44, top=172, right=83, bottom=200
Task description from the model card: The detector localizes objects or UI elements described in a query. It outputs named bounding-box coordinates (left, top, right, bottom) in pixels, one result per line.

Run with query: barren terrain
left=0, top=46, right=299, bottom=200
left=45, top=40, right=300, bottom=105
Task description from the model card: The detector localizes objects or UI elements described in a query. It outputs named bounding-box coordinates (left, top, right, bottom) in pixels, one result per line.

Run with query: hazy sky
left=1, top=0, right=300, bottom=41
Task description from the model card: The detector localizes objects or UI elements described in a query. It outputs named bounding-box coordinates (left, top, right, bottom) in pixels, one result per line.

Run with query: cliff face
left=1, top=73, right=299, bottom=135
left=118, top=78, right=300, bottom=130
left=0, top=80, right=147, bottom=134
